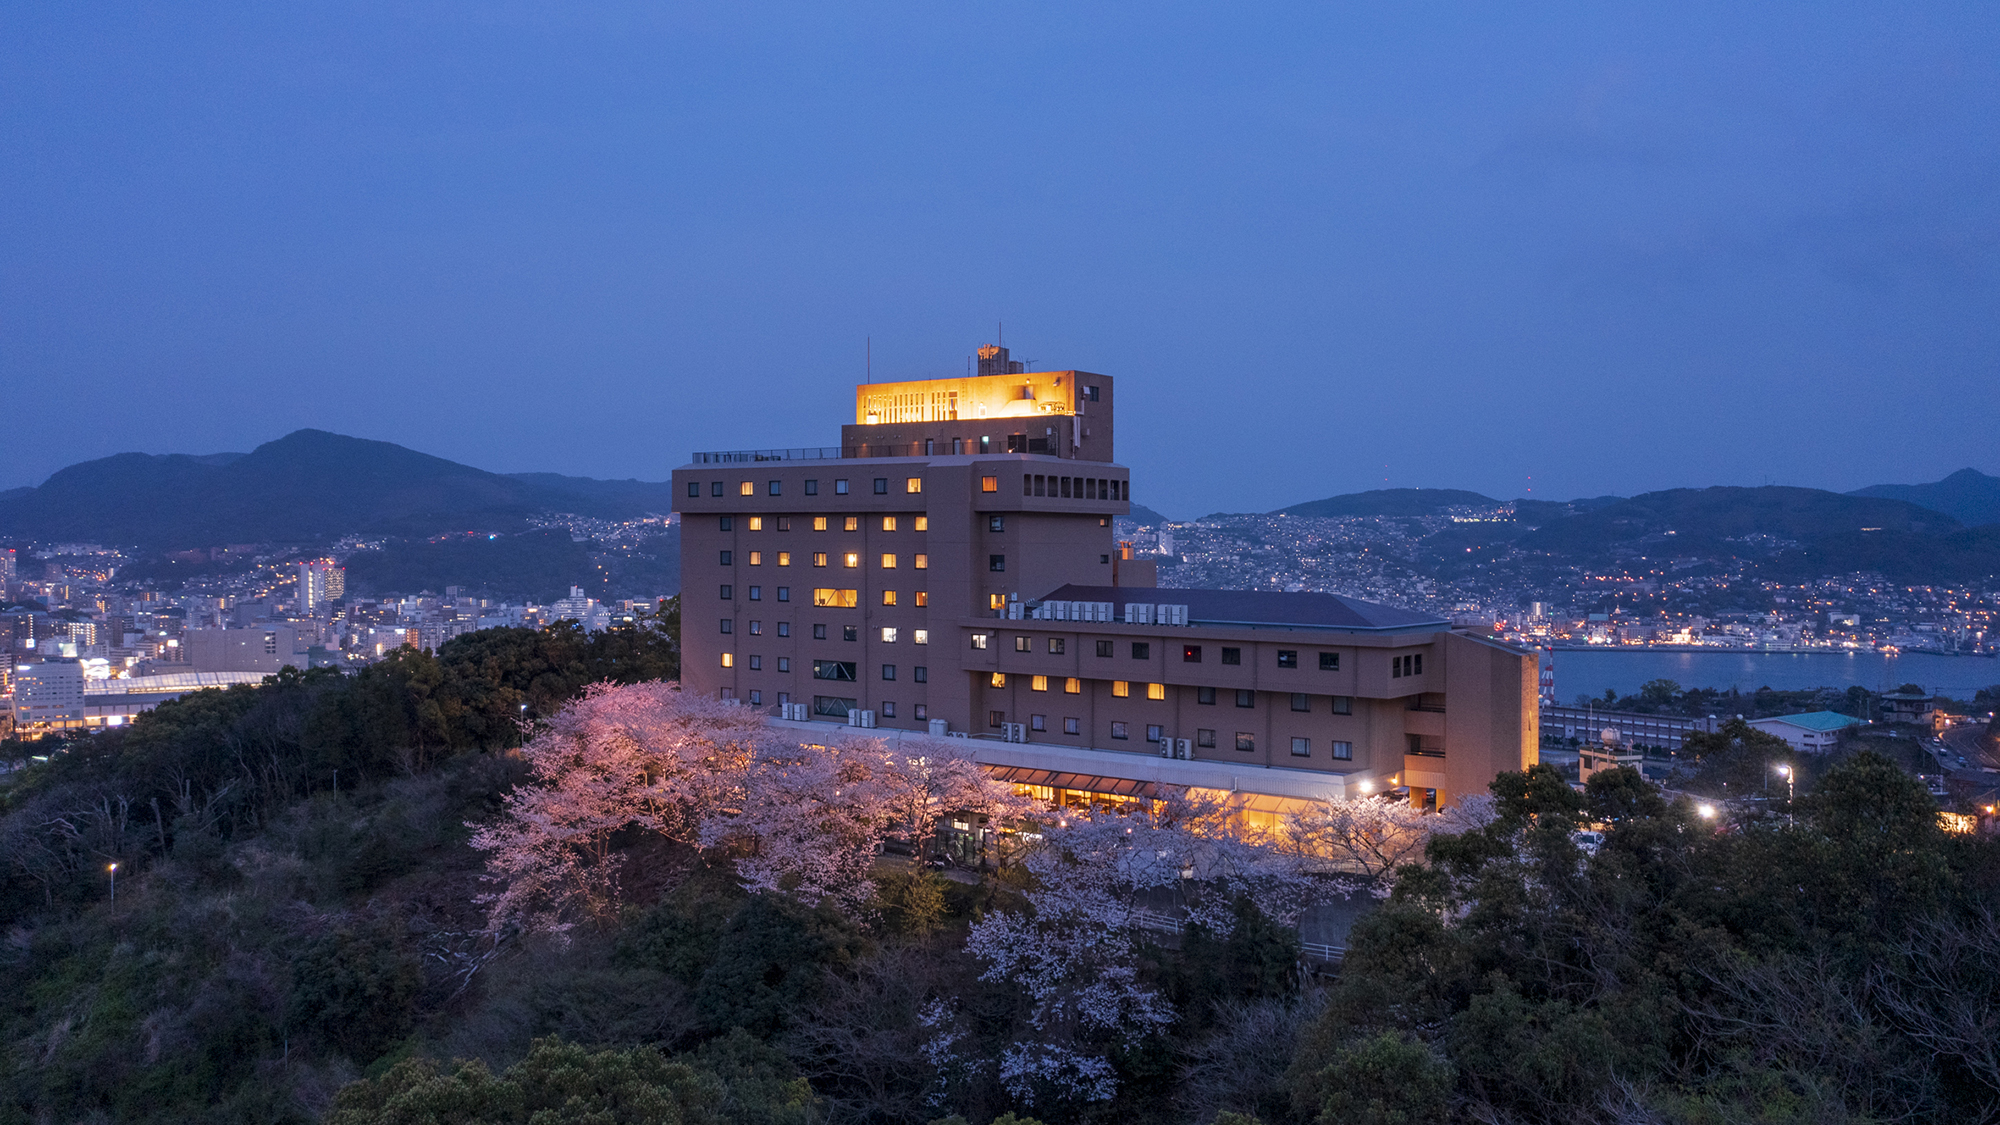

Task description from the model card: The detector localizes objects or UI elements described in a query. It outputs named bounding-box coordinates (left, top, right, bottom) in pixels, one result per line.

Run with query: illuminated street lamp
left=1698, top=803, right=1717, bottom=820
left=1775, top=764, right=1794, bottom=825
left=107, top=862, right=117, bottom=906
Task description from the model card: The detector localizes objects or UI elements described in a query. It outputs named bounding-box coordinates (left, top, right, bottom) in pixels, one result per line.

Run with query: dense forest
left=3, top=609, right=1997, bottom=1124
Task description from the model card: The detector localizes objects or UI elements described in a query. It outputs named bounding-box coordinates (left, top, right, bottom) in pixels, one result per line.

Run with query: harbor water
left=1542, top=649, right=2000, bottom=705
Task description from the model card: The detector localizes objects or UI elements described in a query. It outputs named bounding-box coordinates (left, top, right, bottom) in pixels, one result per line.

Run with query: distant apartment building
left=297, top=560, right=346, bottom=612
left=1749, top=711, right=1866, bottom=753
left=14, top=662, right=86, bottom=733
left=185, top=626, right=306, bottom=674
left=672, top=348, right=1538, bottom=811
left=549, top=586, right=611, bottom=632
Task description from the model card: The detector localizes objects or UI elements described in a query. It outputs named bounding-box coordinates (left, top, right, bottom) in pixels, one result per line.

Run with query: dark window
left=777, top=622, right=790, bottom=637
left=874, top=478, right=889, bottom=494
left=1319, top=652, right=1339, bottom=670
left=768, top=480, right=781, bottom=496
left=720, top=619, right=733, bottom=634
left=1183, top=645, right=1202, bottom=662
left=834, top=479, right=850, bottom=494
left=1131, top=642, right=1150, bottom=659
left=989, top=515, right=1005, bottom=532
left=720, top=585, right=733, bottom=600
left=687, top=481, right=699, bottom=497
left=748, top=655, right=762, bottom=670
left=1414, top=653, right=1423, bottom=675
left=1085, top=385, right=1100, bottom=402
left=1277, top=649, right=1298, bottom=668
left=1096, top=640, right=1115, bottom=657
left=1392, top=656, right=1401, bottom=678
left=882, top=664, right=896, bottom=681
left=1031, top=714, right=1046, bottom=731
left=1064, top=717, right=1081, bottom=734
left=1221, top=647, right=1241, bottom=665
left=720, top=550, right=733, bottom=565
left=989, top=555, right=1006, bottom=572
left=1197, top=728, right=1216, bottom=748
left=1292, top=692, right=1311, bottom=712
left=1048, top=637, right=1066, bottom=654
left=1198, top=686, right=1216, bottom=705
left=1016, top=636, right=1030, bottom=652
left=805, top=479, right=819, bottom=495
left=1235, top=689, right=1255, bottom=708
left=1331, top=695, right=1352, bottom=715
left=748, top=621, right=762, bottom=635
left=711, top=481, right=724, bottom=497
left=813, top=624, right=827, bottom=639
left=720, top=516, right=733, bottom=531
left=1101, top=554, right=1111, bottom=563
left=814, top=695, right=855, bottom=718
left=1332, top=740, right=1353, bottom=760
left=1235, top=732, right=1255, bottom=752
left=1111, top=721, right=1129, bottom=740
left=778, top=517, right=791, bottom=531
left=777, top=657, right=790, bottom=671
left=776, top=587, right=790, bottom=602
left=990, top=711, right=1005, bottom=728
left=915, top=704, right=928, bottom=720
left=1146, top=724, right=1164, bottom=742
left=1291, top=737, right=1311, bottom=757
left=749, top=690, right=762, bottom=705
left=748, top=586, right=761, bottom=601
left=881, top=701, right=895, bottom=718
left=914, top=666, right=927, bottom=683
left=813, top=661, right=857, bottom=681
left=843, top=625, right=858, bottom=641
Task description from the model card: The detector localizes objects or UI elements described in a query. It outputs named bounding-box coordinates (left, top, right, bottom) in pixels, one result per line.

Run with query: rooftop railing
left=691, top=442, right=951, bottom=463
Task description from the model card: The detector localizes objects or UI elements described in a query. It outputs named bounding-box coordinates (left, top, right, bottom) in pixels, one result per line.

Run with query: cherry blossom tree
left=873, top=737, right=1028, bottom=860
left=468, top=683, right=766, bottom=936
left=961, top=787, right=1327, bottom=1107
left=1280, top=792, right=1496, bottom=893
left=701, top=735, right=895, bottom=914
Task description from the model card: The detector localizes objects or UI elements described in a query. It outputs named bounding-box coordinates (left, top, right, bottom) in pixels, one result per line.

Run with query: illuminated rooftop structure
left=845, top=345, right=1117, bottom=462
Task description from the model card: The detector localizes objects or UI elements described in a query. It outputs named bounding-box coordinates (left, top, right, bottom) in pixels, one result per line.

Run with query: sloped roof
left=1759, top=711, right=1867, bottom=732
left=1039, top=584, right=1447, bottom=633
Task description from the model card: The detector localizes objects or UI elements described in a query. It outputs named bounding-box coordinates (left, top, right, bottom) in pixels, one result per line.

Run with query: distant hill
left=0, top=431, right=677, bottom=548
left=1517, top=485, right=1998, bottom=583
left=1274, top=487, right=1500, bottom=518
left=1126, top=503, right=1172, bottom=526
left=1849, top=468, right=2000, bottom=528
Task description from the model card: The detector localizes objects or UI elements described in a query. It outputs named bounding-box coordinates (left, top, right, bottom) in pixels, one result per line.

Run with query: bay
left=1542, top=649, right=2000, bottom=706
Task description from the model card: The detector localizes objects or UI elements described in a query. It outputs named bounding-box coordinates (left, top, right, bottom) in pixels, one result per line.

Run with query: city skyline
left=5, top=3, right=1998, bottom=515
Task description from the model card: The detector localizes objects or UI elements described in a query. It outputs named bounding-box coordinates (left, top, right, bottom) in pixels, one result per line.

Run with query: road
left=1942, top=723, right=1998, bottom=776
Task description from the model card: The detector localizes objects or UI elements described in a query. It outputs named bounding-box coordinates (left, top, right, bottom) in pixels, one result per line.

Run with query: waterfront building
left=672, top=352, right=1538, bottom=811
left=1749, top=710, right=1867, bottom=753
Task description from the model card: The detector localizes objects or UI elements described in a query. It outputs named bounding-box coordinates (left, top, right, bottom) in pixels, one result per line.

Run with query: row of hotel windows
left=984, top=711, right=1354, bottom=759
left=695, top=477, right=926, bottom=498
left=1023, top=474, right=1125, bottom=501
left=720, top=689, right=932, bottom=722
left=969, top=632, right=1429, bottom=677
left=721, top=550, right=929, bottom=569
left=721, top=622, right=932, bottom=644
left=717, top=586, right=919, bottom=606
left=718, top=515, right=929, bottom=532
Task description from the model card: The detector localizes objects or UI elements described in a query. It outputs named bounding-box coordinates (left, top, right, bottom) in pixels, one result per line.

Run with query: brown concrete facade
left=672, top=367, right=1538, bottom=809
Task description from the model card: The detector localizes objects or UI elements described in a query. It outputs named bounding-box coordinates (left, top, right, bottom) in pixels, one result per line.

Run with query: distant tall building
left=298, top=559, right=345, bottom=612
left=0, top=547, right=15, bottom=590
left=15, top=662, right=85, bottom=732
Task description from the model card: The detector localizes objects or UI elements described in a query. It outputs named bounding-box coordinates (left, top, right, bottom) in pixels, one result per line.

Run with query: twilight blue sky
left=4, top=2, right=1996, bottom=518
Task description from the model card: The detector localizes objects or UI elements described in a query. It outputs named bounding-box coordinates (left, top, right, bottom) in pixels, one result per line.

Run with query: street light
left=107, top=862, right=117, bottom=906
left=1775, top=764, right=1794, bottom=824
left=1698, top=803, right=1717, bottom=820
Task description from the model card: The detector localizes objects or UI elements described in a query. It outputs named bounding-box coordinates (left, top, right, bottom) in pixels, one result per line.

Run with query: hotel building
left=672, top=346, right=1537, bottom=810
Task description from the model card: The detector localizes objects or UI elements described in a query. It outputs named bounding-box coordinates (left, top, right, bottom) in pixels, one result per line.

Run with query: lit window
left=914, top=592, right=928, bottom=606
left=913, top=516, right=928, bottom=531
left=981, top=476, right=998, bottom=493
left=1015, top=636, right=1030, bottom=652
left=882, top=516, right=897, bottom=531
left=990, top=594, right=1008, bottom=610
left=1048, top=637, right=1065, bottom=654
left=907, top=477, right=923, bottom=493
left=748, top=516, right=764, bottom=531
left=1147, top=683, right=1166, bottom=701
left=880, top=553, right=897, bottom=568
left=882, top=590, right=898, bottom=606
left=813, top=553, right=828, bottom=567
left=1332, top=740, right=1352, bottom=760
left=991, top=672, right=1007, bottom=688
left=1065, top=677, right=1080, bottom=693
left=843, top=553, right=860, bottom=568
left=914, top=554, right=928, bottom=569
left=844, top=516, right=859, bottom=531
left=1032, top=675, right=1048, bottom=691
left=720, top=653, right=734, bottom=667
left=739, top=481, right=753, bottom=496
left=882, top=627, right=898, bottom=642
left=813, top=517, right=828, bottom=531
left=1112, top=681, right=1130, bottom=698
left=778, top=552, right=791, bottom=566
left=748, top=552, right=762, bottom=566
left=812, top=588, right=859, bottom=607
left=971, top=633, right=989, bottom=649
left=913, top=629, right=928, bottom=644
left=1291, top=737, right=1311, bottom=757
